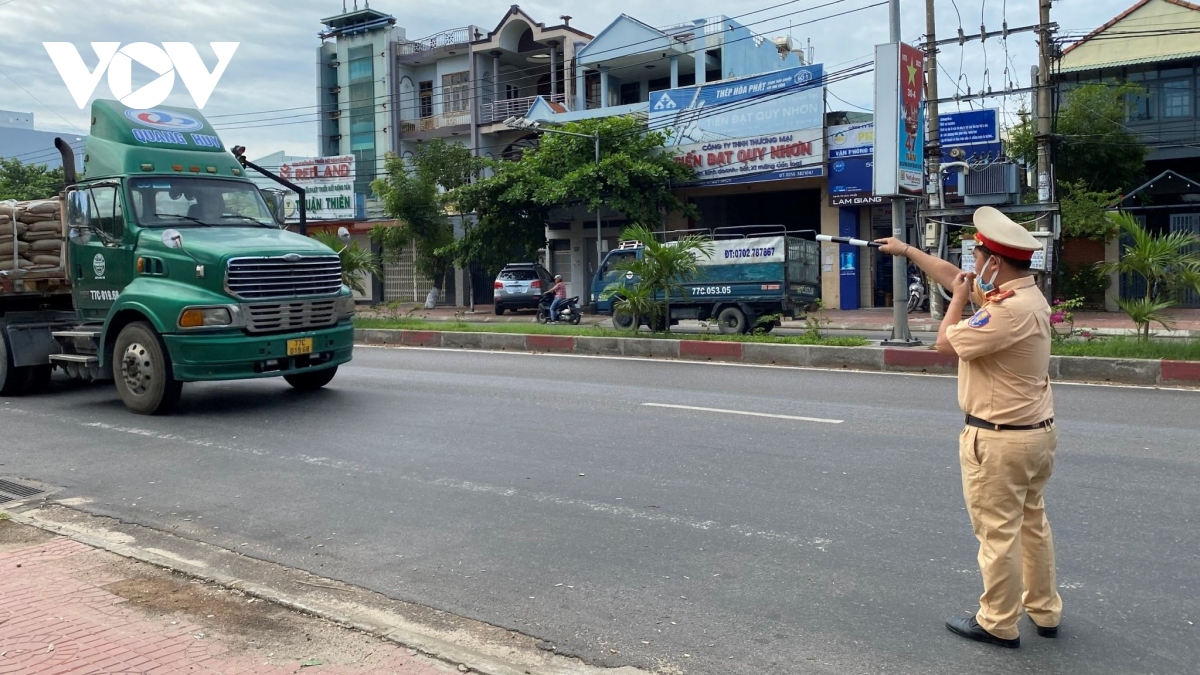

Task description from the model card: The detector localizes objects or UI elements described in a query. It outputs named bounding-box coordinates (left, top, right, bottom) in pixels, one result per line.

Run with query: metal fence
left=382, top=243, right=438, bottom=303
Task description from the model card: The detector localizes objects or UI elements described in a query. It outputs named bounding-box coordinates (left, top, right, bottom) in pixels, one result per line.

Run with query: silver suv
left=493, top=263, right=553, bottom=315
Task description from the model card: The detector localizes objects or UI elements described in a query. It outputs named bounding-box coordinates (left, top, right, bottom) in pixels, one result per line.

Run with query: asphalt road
left=3, top=348, right=1198, bottom=675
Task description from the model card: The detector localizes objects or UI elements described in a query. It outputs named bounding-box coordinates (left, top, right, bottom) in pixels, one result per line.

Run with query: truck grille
left=226, top=256, right=342, bottom=300
left=245, top=300, right=338, bottom=333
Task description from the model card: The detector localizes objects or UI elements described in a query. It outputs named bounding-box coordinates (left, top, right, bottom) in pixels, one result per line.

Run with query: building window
left=619, top=81, right=641, bottom=105
left=442, top=72, right=469, bottom=114
left=418, top=81, right=433, bottom=118
left=1125, top=70, right=1156, bottom=122
left=505, top=83, right=519, bottom=100
left=1162, top=78, right=1192, bottom=118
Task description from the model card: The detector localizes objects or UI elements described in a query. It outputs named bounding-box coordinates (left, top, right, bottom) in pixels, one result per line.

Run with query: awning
left=1058, top=51, right=1200, bottom=73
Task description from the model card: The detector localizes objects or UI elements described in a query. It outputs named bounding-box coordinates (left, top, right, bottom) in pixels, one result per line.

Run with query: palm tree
left=612, top=224, right=714, bottom=332
left=1103, top=211, right=1200, bottom=340
left=311, top=230, right=382, bottom=296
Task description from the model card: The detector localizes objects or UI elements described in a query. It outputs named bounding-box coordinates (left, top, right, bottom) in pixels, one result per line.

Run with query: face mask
left=975, top=256, right=1000, bottom=294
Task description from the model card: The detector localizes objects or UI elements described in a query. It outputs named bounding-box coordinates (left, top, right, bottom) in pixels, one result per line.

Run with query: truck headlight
left=335, top=295, right=355, bottom=319
left=179, top=307, right=232, bottom=328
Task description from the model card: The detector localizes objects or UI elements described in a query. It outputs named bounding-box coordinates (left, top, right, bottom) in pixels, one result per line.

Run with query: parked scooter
left=907, top=267, right=928, bottom=314
left=536, top=292, right=583, bottom=325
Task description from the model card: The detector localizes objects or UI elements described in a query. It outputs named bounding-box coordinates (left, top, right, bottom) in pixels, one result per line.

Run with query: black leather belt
left=966, top=414, right=1054, bottom=431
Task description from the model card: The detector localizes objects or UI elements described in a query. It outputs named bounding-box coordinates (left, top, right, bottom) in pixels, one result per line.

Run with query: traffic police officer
left=877, top=206, right=1061, bottom=649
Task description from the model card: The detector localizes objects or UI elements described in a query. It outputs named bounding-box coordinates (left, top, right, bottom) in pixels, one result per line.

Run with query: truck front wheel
left=113, top=321, right=182, bottom=415
left=612, top=302, right=637, bottom=331
left=285, top=367, right=337, bottom=391
left=716, top=306, right=748, bottom=335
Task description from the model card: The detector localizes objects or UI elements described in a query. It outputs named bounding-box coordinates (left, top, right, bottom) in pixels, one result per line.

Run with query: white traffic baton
left=815, top=235, right=882, bottom=248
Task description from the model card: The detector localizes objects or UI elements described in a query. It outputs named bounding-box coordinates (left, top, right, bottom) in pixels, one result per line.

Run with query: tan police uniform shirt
left=945, top=277, right=1054, bottom=426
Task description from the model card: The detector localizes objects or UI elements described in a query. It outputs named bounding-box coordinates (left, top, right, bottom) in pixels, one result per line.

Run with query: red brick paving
left=0, top=536, right=456, bottom=675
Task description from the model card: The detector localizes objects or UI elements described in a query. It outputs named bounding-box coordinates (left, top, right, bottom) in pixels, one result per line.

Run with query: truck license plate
left=287, top=338, right=313, bottom=356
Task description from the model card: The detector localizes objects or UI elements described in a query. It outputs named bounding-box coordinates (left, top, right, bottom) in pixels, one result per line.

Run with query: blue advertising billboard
left=827, top=122, right=884, bottom=206
left=939, top=108, right=1001, bottom=164
left=652, top=65, right=825, bottom=186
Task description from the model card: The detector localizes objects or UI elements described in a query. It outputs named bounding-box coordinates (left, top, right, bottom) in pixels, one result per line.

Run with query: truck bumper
left=162, top=321, right=354, bottom=382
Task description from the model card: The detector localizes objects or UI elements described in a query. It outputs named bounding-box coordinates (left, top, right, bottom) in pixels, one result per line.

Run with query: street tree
left=1103, top=211, right=1200, bottom=340
left=449, top=116, right=699, bottom=275
left=372, top=139, right=484, bottom=308
left=310, top=230, right=381, bottom=296
left=611, top=224, right=714, bottom=332
left=1008, top=83, right=1147, bottom=193
left=0, top=158, right=66, bottom=201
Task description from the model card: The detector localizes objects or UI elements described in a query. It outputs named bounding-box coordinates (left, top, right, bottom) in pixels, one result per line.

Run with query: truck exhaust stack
left=54, top=137, right=76, bottom=185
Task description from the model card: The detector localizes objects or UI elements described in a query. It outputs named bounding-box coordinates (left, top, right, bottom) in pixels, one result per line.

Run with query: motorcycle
left=536, top=292, right=582, bottom=325
left=907, top=268, right=928, bottom=314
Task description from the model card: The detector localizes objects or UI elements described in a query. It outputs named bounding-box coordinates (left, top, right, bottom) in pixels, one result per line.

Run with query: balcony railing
left=397, top=27, right=477, bottom=55
left=480, top=94, right=567, bottom=124
left=401, top=110, right=471, bottom=133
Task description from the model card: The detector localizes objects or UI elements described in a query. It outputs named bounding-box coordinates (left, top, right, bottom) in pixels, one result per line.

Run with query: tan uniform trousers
left=959, top=424, right=1063, bottom=640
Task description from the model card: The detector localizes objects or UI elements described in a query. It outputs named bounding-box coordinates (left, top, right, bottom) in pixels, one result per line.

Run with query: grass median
left=1051, top=337, right=1200, bottom=361
left=354, top=317, right=871, bottom=347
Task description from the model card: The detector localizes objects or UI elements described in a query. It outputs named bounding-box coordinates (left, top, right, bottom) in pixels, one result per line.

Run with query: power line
left=211, top=0, right=861, bottom=126
left=827, top=90, right=870, bottom=111
left=0, top=71, right=87, bottom=135
left=213, top=0, right=885, bottom=132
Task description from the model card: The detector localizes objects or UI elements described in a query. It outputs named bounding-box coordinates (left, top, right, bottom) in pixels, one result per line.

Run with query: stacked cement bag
left=1, top=199, right=63, bottom=272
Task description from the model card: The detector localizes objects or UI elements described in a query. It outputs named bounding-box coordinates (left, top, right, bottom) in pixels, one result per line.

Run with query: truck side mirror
left=66, top=189, right=91, bottom=243
left=260, top=188, right=286, bottom=226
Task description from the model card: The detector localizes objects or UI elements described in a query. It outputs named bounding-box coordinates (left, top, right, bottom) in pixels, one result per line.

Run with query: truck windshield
left=599, top=251, right=636, bottom=281
left=126, top=177, right=276, bottom=228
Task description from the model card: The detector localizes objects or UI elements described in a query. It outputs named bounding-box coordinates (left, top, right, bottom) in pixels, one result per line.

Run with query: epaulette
left=985, top=289, right=1016, bottom=304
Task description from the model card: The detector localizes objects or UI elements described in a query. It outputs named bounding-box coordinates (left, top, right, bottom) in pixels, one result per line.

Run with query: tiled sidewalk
left=0, top=533, right=458, bottom=675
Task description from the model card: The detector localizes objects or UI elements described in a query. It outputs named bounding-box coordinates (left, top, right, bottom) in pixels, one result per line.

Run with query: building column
left=819, top=189, right=842, bottom=310
left=599, top=66, right=609, bottom=109
left=492, top=52, right=501, bottom=101
left=669, top=55, right=679, bottom=89
left=694, top=49, right=706, bottom=85
left=575, top=62, right=586, bottom=110
left=549, top=42, right=559, bottom=98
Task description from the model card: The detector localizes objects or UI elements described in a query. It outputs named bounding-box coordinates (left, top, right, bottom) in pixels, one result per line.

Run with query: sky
left=0, top=0, right=1143, bottom=163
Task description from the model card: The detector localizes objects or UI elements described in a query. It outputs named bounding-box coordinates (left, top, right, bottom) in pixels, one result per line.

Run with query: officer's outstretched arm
left=873, top=238, right=961, bottom=290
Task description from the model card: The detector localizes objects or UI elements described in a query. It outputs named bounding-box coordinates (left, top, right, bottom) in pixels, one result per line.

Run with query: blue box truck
left=592, top=232, right=821, bottom=334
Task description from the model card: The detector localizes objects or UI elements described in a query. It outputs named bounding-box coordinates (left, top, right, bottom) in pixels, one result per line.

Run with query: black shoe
left=1030, top=619, right=1058, bottom=638
left=946, top=616, right=1021, bottom=649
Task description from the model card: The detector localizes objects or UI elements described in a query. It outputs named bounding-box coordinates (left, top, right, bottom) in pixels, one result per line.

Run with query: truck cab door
left=70, top=183, right=134, bottom=322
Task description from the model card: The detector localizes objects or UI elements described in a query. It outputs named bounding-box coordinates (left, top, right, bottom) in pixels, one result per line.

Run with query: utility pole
left=924, top=0, right=944, bottom=320
left=883, top=0, right=919, bottom=346
left=1035, top=0, right=1055, bottom=298
left=1035, top=0, right=1053, bottom=207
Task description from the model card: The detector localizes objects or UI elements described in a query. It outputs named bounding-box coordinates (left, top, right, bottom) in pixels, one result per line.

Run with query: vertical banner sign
left=872, top=43, right=925, bottom=196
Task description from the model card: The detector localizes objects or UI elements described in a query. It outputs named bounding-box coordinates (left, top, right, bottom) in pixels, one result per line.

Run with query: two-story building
left=522, top=14, right=860, bottom=308
left=1056, top=0, right=1200, bottom=307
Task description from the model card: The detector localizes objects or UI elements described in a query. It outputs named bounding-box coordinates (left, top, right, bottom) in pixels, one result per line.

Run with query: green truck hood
left=138, top=227, right=335, bottom=263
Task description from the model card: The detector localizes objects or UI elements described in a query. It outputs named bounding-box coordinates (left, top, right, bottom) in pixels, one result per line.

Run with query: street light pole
left=504, top=116, right=602, bottom=312
left=882, top=0, right=920, bottom=346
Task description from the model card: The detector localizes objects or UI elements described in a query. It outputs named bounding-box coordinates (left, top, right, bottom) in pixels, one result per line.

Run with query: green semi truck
left=0, top=100, right=355, bottom=414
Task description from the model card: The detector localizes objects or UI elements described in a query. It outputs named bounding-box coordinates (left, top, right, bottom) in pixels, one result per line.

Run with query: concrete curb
left=355, top=328, right=1200, bottom=388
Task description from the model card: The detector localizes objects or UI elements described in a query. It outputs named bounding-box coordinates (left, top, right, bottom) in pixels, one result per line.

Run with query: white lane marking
left=642, top=402, right=843, bottom=424
left=429, top=477, right=826, bottom=551
left=357, top=344, right=1200, bottom=393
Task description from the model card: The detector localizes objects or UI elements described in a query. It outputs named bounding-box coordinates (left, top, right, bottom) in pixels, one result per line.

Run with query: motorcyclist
left=547, top=275, right=566, bottom=321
